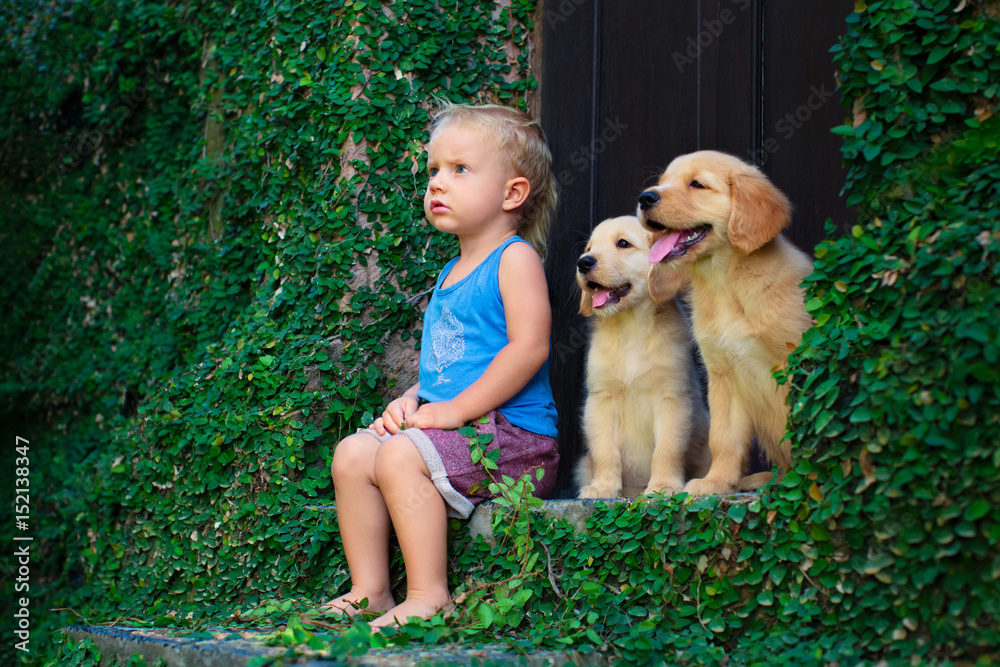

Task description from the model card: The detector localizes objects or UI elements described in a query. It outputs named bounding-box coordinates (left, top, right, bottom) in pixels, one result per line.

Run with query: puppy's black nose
left=577, top=255, right=597, bottom=274
left=638, top=190, right=660, bottom=210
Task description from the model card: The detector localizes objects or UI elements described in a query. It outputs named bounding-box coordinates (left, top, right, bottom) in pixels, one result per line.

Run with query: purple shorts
left=364, top=410, right=559, bottom=518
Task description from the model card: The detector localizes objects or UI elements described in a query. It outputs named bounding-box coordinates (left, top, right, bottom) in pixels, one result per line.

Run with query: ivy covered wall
left=783, top=0, right=1000, bottom=655
left=1, top=0, right=538, bottom=663
left=4, top=1, right=1000, bottom=666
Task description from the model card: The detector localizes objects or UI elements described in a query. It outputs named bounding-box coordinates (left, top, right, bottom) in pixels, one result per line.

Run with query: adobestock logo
left=747, top=83, right=837, bottom=168
left=544, top=0, right=587, bottom=30
left=556, top=116, right=629, bottom=188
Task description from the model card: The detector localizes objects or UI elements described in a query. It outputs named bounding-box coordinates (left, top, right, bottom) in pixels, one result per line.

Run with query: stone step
left=63, top=625, right=607, bottom=666
left=64, top=496, right=761, bottom=666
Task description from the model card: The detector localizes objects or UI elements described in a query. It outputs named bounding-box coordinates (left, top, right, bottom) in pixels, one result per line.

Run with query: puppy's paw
left=642, top=479, right=685, bottom=497
left=578, top=484, right=621, bottom=499
left=737, top=471, right=774, bottom=492
left=683, top=476, right=738, bottom=496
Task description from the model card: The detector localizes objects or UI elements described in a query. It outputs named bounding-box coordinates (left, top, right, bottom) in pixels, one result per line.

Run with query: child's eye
left=429, top=167, right=439, bottom=177
left=616, top=239, right=631, bottom=249
left=456, top=165, right=469, bottom=173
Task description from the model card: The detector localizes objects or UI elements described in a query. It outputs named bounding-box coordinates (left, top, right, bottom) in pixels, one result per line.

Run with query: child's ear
left=502, top=176, right=531, bottom=211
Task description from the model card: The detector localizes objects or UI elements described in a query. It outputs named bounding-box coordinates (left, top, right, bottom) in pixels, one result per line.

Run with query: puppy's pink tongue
left=649, top=231, right=683, bottom=263
left=592, top=289, right=611, bottom=308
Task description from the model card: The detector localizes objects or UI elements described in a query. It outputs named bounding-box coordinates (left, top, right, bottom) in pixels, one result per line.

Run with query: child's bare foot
left=319, top=589, right=395, bottom=617
left=370, top=593, right=450, bottom=628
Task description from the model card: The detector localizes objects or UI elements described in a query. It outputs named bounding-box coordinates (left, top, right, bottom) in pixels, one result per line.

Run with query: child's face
left=424, top=122, right=516, bottom=239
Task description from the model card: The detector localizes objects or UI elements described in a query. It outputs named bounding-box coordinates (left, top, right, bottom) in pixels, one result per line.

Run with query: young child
left=322, top=103, right=560, bottom=627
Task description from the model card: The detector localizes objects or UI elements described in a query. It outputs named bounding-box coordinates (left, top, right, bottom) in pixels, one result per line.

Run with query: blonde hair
left=429, top=102, right=558, bottom=261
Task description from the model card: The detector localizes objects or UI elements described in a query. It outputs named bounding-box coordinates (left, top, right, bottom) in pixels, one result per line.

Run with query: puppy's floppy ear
left=728, top=169, right=792, bottom=253
left=578, top=284, right=595, bottom=317
left=647, top=264, right=690, bottom=302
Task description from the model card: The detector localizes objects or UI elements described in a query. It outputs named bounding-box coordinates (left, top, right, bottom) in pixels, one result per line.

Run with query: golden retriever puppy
left=575, top=215, right=710, bottom=498
left=637, top=150, right=813, bottom=495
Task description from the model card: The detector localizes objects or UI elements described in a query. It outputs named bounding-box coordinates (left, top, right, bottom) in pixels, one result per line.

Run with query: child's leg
left=369, top=434, right=451, bottom=627
left=322, top=432, right=397, bottom=615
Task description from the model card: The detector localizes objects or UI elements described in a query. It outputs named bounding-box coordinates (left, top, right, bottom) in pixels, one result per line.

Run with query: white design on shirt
left=430, top=307, right=465, bottom=385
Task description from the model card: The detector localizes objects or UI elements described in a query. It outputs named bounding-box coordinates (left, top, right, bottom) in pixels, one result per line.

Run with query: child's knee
left=372, top=434, right=422, bottom=482
left=331, top=432, right=378, bottom=480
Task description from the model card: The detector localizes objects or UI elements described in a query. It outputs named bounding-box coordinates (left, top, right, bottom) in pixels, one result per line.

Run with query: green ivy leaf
left=728, top=504, right=748, bottom=523
left=965, top=499, right=990, bottom=521
left=478, top=603, right=495, bottom=628
left=926, top=44, right=950, bottom=64
left=849, top=406, right=873, bottom=423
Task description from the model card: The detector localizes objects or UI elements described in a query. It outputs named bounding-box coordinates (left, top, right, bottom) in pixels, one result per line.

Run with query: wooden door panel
left=595, top=1, right=700, bottom=220
left=762, top=0, right=853, bottom=254
left=541, top=0, right=598, bottom=492
left=698, top=0, right=761, bottom=158
left=541, top=0, right=853, bottom=495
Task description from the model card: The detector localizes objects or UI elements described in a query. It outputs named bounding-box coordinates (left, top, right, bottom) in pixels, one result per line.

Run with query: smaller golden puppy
left=638, top=150, right=813, bottom=495
left=575, top=215, right=710, bottom=498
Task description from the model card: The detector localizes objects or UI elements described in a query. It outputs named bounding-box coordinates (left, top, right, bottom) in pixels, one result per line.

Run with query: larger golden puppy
left=576, top=215, right=710, bottom=498
left=637, top=151, right=813, bottom=495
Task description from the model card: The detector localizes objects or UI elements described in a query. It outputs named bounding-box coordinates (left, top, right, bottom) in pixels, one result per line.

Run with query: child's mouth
left=430, top=199, right=448, bottom=213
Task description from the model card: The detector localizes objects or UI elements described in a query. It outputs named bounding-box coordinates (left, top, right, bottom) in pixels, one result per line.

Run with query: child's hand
left=370, top=395, right=419, bottom=435
left=404, top=401, right=465, bottom=431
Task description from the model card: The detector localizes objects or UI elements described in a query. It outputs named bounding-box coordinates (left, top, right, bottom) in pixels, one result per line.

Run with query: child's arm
left=406, top=242, right=551, bottom=431
left=369, top=382, right=421, bottom=435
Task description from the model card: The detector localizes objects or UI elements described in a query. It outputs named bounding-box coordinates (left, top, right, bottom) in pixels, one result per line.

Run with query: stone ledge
left=63, top=625, right=607, bottom=666
left=308, top=494, right=761, bottom=545
left=466, top=499, right=618, bottom=544
left=64, top=625, right=297, bottom=667
left=465, top=494, right=760, bottom=544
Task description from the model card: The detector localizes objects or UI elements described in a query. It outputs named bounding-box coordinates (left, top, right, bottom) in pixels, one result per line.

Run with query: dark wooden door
left=541, top=0, right=854, bottom=494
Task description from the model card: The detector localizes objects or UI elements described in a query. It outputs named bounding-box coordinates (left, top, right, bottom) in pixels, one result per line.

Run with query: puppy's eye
left=616, top=239, right=631, bottom=249
left=690, top=180, right=706, bottom=189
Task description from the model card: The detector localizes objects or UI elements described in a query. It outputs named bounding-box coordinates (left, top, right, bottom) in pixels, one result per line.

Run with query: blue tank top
left=417, top=236, right=558, bottom=437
